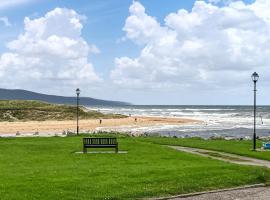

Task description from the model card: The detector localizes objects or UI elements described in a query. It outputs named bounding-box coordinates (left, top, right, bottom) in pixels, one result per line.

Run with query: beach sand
left=0, top=116, right=201, bottom=136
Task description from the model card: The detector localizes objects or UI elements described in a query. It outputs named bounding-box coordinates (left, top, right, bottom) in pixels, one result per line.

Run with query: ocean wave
left=88, top=106, right=270, bottom=137
left=182, top=108, right=236, bottom=111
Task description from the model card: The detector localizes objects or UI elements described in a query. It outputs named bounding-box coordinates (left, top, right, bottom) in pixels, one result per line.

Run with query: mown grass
left=144, top=137, right=270, bottom=161
left=0, top=135, right=269, bottom=200
left=0, top=100, right=125, bottom=121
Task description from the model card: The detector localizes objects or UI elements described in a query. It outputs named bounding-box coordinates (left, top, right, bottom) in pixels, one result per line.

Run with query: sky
left=0, top=0, right=269, bottom=105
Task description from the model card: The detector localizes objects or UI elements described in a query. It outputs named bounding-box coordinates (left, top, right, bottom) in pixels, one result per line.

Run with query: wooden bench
left=83, top=138, right=118, bottom=153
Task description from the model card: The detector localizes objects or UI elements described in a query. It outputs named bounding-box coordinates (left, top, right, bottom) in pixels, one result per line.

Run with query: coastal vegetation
left=0, top=134, right=269, bottom=199
left=0, top=100, right=125, bottom=122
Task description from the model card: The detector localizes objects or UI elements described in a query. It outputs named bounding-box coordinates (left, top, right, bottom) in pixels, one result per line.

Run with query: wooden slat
left=83, top=138, right=117, bottom=145
left=83, top=137, right=118, bottom=153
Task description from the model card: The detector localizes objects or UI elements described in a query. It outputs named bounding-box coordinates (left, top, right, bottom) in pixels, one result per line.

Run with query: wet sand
left=0, top=116, right=200, bottom=136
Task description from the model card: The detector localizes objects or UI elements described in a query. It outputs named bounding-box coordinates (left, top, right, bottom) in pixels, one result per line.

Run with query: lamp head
left=76, top=88, right=80, bottom=95
left=251, top=72, right=259, bottom=83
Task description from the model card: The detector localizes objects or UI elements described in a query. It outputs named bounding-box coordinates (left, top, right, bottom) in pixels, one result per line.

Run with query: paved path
left=162, top=146, right=270, bottom=199
left=172, top=186, right=270, bottom=200
left=168, top=146, right=270, bottom=168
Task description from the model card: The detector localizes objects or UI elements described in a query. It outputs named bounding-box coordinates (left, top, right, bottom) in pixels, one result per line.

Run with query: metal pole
left=253, top=81, right=256, bottom=151
left=77, top=94, right=79, bottom=136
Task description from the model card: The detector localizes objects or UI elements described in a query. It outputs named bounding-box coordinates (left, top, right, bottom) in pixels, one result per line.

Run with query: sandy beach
left=0, top=116, right=200, bottom=136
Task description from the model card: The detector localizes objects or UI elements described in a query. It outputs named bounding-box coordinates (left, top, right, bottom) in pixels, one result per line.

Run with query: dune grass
left=144, top=137, right=270, bottom=161
left=0, top=100, right=125, bottom=121
left=0, top=135, right=269, bottom=200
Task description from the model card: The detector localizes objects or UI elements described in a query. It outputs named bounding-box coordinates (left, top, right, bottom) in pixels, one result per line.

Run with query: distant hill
left=0, top=89, right=130, bottom=106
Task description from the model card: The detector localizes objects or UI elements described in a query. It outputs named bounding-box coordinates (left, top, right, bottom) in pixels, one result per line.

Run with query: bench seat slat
left=84, top=145, right=116, bottom=148
left=84, top=144, right=117, bottom=147
left=83, top=137, right=118, bottom=153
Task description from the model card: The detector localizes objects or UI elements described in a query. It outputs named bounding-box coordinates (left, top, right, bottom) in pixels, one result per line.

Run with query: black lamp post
left=251, top=72, right=259, bottom=151
left=76, top=88, right=80, bottom=136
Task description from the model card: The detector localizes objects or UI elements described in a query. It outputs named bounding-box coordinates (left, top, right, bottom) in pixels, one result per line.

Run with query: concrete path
left=148, top=146, right=270, bottom=200
left=171, top=186, right=270, bottom=200
left=168, top=146, right=270, bottom=168
left=161, top=146, right=270, bottom=199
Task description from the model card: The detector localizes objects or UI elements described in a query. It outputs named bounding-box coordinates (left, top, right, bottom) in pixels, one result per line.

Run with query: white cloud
left=0, top=0, right=32, bottom=9
left=0, top=17, right=11, bottom=27
left=208, top=0, right=238, bottom=5
left=0, top=8, right=101, bottom=92
left=208, top=0, right=223, bottom=4
left=111, top=0, right=270, bottom=90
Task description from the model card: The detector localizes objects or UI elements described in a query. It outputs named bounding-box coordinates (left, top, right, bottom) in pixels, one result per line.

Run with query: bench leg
left=115, top=146, right=118, bottom=153
left=83, top=147, right=87, bottom=154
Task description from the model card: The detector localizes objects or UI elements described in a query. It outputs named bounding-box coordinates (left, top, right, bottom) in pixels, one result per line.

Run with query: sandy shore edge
left=0, top=116, right=201, bottom=136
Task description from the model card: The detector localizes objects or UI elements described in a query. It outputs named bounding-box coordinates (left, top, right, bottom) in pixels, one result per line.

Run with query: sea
left=89, top=105, right=270, bottom=139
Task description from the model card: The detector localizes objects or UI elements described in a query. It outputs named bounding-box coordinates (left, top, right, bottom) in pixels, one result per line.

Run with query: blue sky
left=1, top=0, right=269, bottom=105
left=0, top=0, right=202, bottom=75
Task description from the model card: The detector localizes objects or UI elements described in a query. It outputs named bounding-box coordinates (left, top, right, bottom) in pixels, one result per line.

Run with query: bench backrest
left=83, top=138, right=117, bottom=145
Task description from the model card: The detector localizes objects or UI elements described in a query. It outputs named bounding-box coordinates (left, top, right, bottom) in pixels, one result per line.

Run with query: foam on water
left=89, top=105, right=270, bottom=139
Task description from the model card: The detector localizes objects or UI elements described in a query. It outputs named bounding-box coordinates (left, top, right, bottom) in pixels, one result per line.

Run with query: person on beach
left=99, top=119, right=102, bottom=124
left=135, top=118, right=137, bottom=123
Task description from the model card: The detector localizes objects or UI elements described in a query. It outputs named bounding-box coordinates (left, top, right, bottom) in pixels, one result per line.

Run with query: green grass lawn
left=144, top=137, right=270, bottom=161
left=0, top=135, right=270, bottom=200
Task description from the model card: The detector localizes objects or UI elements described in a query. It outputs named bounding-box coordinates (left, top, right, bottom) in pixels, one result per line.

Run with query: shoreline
left=0, top=116, right=201, bottom=137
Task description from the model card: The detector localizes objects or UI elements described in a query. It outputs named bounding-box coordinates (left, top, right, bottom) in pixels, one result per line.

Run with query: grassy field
left=0, top=135, right=269, bottom=200
left=144, top=137, right=270, bottom=161
left=0, top=100, right=125, bottom=121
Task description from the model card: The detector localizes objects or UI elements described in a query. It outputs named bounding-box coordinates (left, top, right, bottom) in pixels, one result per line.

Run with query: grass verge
left=144, top=137, right=270, bottom=161
left=0, top=135, right=269, bottom=199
